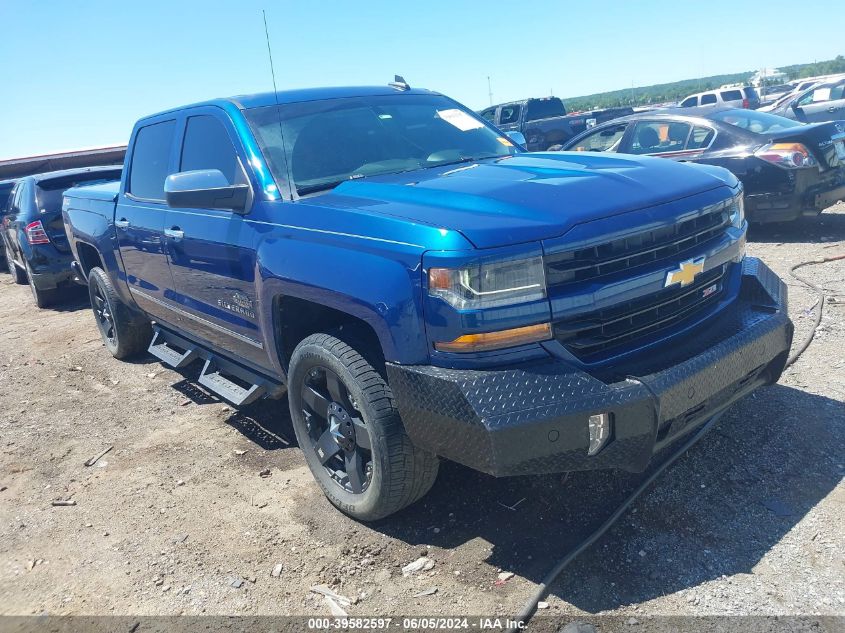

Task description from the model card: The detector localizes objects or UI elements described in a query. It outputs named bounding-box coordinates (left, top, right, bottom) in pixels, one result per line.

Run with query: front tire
left=87, top=267, right=152, bottom=359
left=288, top=333, right=439, bottom=521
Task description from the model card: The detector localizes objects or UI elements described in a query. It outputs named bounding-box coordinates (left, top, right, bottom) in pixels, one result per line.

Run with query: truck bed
left=62, top=181, right=119, bottom=261
left=64, top=180, right=119, bottom=209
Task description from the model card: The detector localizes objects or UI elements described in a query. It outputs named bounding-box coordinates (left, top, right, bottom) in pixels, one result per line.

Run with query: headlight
left=729, top=192, right=745, bottom=229
left=428, top=255, right=546, bottom=310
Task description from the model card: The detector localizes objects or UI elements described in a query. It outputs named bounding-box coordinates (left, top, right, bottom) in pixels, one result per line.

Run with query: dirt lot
left=1, top=206, right=843, bottom=627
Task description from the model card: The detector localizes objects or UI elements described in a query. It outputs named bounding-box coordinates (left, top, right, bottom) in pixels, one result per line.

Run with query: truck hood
left=326, top=152, right=734, bottom=248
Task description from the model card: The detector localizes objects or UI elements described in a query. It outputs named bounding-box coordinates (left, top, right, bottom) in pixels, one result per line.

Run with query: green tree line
left=564, top=55, right=845, bottom=111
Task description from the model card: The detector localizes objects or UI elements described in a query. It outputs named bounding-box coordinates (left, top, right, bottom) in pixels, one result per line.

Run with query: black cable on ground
left=785, top=253, right=845, bottom=368
left=506, top=411, right=723, bottom=633
left=508, top=253, right=845, bottom=632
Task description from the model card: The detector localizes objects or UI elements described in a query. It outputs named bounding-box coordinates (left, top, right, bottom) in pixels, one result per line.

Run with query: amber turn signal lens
left=434, top=323, right=552, bottom=353
left=428, top=267, right=452, bottom=291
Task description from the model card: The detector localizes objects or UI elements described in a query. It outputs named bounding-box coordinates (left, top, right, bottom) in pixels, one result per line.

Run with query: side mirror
left=505, top=131, right=527, bottom=147
left=164, top=169, right=250, bottom=213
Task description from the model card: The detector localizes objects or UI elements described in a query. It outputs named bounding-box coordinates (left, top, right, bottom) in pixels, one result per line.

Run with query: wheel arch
left=75, top=241, right=104, bottom=276
left=273, top=294, right=387, bottom=374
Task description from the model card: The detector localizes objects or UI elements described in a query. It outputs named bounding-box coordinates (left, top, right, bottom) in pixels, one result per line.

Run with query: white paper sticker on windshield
left=437, top=109, right=484, bottom=131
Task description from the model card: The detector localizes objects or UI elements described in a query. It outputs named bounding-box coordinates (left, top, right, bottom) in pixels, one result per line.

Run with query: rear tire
left=288, top=332, right=439, bottom=521
left=25, top=261, right=58, bottom=308
left=87, top=267, right=152, bottom=359
left=6, top=246, right=27, bottom=285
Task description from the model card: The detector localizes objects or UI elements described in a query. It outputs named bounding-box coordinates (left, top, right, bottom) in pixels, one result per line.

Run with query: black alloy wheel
left=287, top=332, right=439, bottom=520
left=91, top=278, right=117, bottom=345
left=86, top=267, right=152, bottom=359
left=301, top=366, right=373, bottom=494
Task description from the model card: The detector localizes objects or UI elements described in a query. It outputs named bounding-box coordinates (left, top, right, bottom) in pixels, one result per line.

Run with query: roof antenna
left=389, top=75, right=410, bottom=91
left=261, top=9, right=290, bottom=198
left=262, top=10, right=281, bottom=104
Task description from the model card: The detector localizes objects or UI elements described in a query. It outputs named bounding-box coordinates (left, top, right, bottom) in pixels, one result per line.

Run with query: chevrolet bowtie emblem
left=665, top=257, right=705, bottom=287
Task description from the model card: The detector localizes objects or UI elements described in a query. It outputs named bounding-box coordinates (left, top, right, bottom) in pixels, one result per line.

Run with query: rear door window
left=499, top=105, right=521, bottom=125
left=720, top=90, right=743, bottom=101
left=630, top=121, right=691, bottom=154
left=180, top=115, right=239, bottom=184
left=799, top=86, right=833, bottom=105
left=700, top=94, right=718, bottom=105
left=570, top=123, right=628, bottom=152
left=128, top=120, right=176, bottom=201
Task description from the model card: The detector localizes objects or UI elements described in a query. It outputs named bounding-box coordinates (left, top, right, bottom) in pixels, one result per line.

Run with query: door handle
left=829, top=106, right=837, bottom=113
left=164, top=227, right=184, bottom=239
left=114, top=218, right=130, bottom=229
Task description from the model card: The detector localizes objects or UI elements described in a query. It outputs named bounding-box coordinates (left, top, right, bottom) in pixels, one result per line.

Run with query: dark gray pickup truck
left=479, top=96, right=634, bottom=151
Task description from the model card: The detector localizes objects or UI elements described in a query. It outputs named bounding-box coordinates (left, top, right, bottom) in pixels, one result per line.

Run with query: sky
left=1, top=0, right=843, bottom=158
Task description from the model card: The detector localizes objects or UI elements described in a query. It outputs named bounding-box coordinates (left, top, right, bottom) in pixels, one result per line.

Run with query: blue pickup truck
left=63, top=84, right=794, bottom=520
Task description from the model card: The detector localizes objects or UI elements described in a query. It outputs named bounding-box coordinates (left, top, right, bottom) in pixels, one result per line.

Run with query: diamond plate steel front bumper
left=387, top=258, right=793, bottom=477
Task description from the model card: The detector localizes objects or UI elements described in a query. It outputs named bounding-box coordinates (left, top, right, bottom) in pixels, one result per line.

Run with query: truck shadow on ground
left=747, top=208, right=845, bottom=244
left=354, top=383, right=840, bottom=612
left=44, top=287, right=90, bottom=313
left=224, top=397, right=297, bottom=452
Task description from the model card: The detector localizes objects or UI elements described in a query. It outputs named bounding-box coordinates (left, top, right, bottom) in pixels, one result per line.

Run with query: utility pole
left=631, top=80, right=634, bottom=104
left=487, top=76, right=493, bottom=106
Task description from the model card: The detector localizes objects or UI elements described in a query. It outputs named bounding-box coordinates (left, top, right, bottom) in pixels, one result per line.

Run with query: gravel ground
left=0, top=204, right=843, bottom=628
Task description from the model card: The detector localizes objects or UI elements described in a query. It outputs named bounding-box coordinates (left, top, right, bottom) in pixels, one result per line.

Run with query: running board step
left=147, top=328, right=199, bottom=369
left=198, top=356, right=267, bottom=407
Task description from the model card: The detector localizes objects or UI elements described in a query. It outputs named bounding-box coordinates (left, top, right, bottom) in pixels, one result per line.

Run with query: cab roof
left=144, top=86, right=440, bottom=120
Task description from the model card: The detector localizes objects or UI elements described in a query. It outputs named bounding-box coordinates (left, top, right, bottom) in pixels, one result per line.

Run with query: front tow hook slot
left=588, top=412, right=612, bottom=455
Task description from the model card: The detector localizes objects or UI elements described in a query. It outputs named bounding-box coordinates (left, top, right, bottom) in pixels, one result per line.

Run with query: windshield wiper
left=296, top=174, right=365, bottom=196
left=425, top=154, right=507, bottom=170
left=424, top=156, right=476, bottom=169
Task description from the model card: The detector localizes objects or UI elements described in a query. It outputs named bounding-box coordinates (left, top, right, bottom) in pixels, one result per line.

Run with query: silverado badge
left=665, top=257, right=705, bottom=288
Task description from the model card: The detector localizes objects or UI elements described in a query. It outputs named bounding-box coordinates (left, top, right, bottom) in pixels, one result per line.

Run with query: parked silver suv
left=680, top=86, right=760, bottom=109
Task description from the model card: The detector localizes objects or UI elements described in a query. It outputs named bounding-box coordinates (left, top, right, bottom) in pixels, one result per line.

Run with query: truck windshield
left=244, top=94, right=521, bottom=196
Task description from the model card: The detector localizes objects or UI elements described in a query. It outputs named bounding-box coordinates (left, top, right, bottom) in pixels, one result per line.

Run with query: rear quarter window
left=720, top=90, right=743, bottom=101
left=128, top=120, right=176, bottom=200
left=525, top=98, right=566, bottom=121
left=687, top=126, right=716, bottom=149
